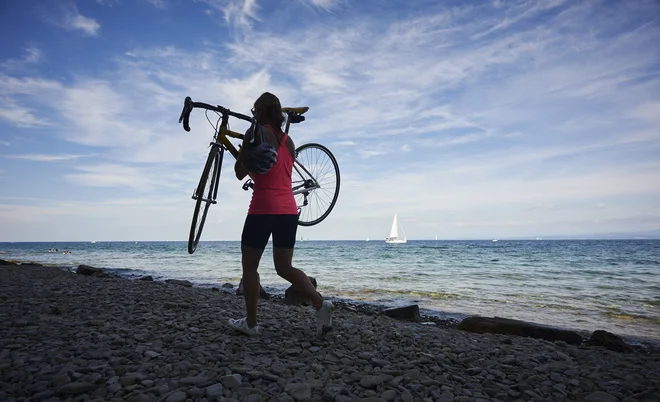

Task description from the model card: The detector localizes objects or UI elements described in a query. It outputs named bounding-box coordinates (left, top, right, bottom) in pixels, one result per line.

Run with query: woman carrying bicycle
left=229, top=92, right=334, bottom=337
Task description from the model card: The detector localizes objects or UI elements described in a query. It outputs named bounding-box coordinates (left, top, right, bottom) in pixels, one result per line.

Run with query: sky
left=0, top=0, right=659, bottom=242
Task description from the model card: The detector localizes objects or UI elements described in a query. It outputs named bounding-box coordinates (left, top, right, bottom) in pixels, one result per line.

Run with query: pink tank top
left=248, top=126, right=298, bottom=215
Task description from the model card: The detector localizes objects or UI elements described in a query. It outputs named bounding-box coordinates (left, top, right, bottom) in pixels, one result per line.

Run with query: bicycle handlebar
left=178, top=96, right=255, bottom=132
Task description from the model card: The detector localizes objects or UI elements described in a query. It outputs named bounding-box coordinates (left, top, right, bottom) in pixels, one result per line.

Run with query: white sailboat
left=385, top=214, right=407, bottom=244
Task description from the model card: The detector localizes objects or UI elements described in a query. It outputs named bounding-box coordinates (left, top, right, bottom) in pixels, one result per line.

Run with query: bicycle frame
left=179, top=97, right=321, bottom=193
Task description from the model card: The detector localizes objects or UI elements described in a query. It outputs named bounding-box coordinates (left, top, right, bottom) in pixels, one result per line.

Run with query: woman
left=229, top=92, right=334, bottom=337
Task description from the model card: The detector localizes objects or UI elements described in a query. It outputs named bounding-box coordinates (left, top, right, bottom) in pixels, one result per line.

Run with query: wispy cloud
left=146, top=0, right=167, bottom=9
left=200, top=0, right=260, bottom=29
left=0, top=46, right=44, bottom=71
left=54, top=3, right=101, bottom=36
left=2, top=154, right=89, bottom=162
left=0, top=97, right=46, bottom=127
left=65, top=164, right=152, bottom=189
left=298, top=0, right=344, bottom=12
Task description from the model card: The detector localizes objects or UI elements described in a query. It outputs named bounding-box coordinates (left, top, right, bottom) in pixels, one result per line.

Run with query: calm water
left=2, top=240, right=659, bottom=343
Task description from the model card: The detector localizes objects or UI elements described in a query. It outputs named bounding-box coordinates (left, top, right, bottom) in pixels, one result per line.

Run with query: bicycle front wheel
left=188, top=146, right=223, bottom=254
left=293, top=143, right=340, bottom=226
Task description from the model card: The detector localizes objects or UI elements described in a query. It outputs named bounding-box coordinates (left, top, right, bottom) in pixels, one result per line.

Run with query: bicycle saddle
left=282, top=106, right=309, bottom=115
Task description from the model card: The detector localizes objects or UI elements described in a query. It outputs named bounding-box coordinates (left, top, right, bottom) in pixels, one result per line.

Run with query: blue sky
left=1, top=0, right=659, bottom=241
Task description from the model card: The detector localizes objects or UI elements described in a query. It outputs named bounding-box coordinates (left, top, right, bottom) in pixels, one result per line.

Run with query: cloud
left=146, top=0, right=167, bottom=9
left=0, top=97, right=46, bottom=127
left=54, top=3, right=101, bottom=36
left=95, top=0, right=121, bottom=6
left=1, top=46, right=44, bottom=71
left=200, top=0, right=260, bottom=29
left=298, top=0, right=343, bottom=12
left=64, top=164, right=152, bottom=189
left=2, top=154, right=89, bottom=162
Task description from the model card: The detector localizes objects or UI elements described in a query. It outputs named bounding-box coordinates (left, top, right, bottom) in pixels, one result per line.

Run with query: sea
left=1, top=240, right=659, bottom=345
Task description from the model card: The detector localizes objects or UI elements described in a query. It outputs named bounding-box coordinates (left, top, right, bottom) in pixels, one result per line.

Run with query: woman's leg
left=273, top=247, right=323, bottom=310
left=236, top=215, right=270, bottom=329
left=242, top=245, right=264, bottom=327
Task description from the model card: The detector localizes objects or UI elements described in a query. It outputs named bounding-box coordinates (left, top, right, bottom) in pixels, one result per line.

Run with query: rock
left=165, top=391, right=187, bottom=402
left=180, top=375, right=206, bottom=385
left=57, top=381, right=96, bottom=395
left=382, top=305, right=421, bottom=322
left=76, top=264, right=103, bottom=276
left=236, top=278, right=270, bottom=299
left=222, top=282, right=234, bottom=288
left=585, top=391, right=619, bottom=402
left=282, top=276, right=317, bottom=306
left=382, top=389, right=396, bottom=402
left=206, top=383, right=224, bottom=400
left=0, top=259, right=18, bottom=265
left=107, top=383, right=122, bottom=394
left=588, top=330, right=631, bottom=353
left=457, top=316, right=583, bottom=345
left=360, top=375, right=384, bottom=388
left=120, top=374, right=137, bottom=386
left=285, top=382, right=312, bottom=402
left=52, top=371, right=71, bottom=387
left=138, top=275, right=153, bottom=281
left=128, top=393, right=150, bottom=402
left=221, top=374, right=242, bottom=389
left=322, top=385, right=347, bottom=402
left=165, top=279, right=193, bottom=287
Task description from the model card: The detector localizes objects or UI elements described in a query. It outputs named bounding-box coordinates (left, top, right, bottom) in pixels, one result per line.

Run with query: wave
left=329, top=287, right=461, bottom=300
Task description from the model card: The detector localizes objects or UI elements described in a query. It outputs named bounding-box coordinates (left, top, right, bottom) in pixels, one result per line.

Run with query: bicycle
left=178, top=96, right=341, bottom=254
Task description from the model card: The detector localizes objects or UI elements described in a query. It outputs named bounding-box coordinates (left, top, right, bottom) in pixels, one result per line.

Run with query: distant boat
left=492, top=239, right=499, bottom=242
left=435, top=235, right=438, bottom=241
left=366, top=237, right=370, bottom=242
left=91, top=241, right=97, bottom=244
left=385, top=214, right=407, bottom=244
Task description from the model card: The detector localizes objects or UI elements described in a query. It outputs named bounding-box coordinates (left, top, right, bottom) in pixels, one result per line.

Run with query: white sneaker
left=316, top=300, right=334, bottom=338
left=228, top=317, right=262, bottom=337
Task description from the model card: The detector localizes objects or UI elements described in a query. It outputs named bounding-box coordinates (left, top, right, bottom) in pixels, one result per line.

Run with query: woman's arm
left=234, top=128, right=254, bottom=180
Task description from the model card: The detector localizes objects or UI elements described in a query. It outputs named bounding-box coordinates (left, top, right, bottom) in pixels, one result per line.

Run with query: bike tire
left=293, top=143, right=340, bottom=226
left=188, top=146, right=223, bottom=254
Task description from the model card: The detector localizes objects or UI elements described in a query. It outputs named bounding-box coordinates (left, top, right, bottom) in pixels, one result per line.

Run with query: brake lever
left=179, top=97, right=193, bottom=132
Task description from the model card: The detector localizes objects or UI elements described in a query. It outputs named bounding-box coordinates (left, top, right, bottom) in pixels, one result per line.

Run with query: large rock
left=383, top=305, right=422, bottom=322
left=76, top=264, right=103, bottom=276
left=236, top=278, right=270, bottom=299
left=0, top=259, right=18, bottom=266
left=587, top=330, right=631, bottom=353
left=283, top=276, right=317, bottom=306
left=165, top=279, right=193, bottom=287
left=457, top=316, right=583, bottom=345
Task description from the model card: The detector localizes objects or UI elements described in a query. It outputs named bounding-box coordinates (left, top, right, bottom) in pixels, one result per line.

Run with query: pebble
left=0, top=264, right=658, bottom=402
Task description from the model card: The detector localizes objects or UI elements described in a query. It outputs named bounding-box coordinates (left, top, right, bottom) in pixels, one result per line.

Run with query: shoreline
left=4, top=257, right=660, bottom=351
left=1, top=261, right=659, bottom=401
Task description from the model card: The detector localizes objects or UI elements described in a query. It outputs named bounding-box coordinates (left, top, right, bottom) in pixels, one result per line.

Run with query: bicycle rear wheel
left=188, top=146, right=223, bottom=254
left=293, top=143, right=340, bottom=226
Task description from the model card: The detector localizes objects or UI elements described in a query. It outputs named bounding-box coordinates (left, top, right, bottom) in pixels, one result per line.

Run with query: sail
left=390, top=214, right=399, bottom=238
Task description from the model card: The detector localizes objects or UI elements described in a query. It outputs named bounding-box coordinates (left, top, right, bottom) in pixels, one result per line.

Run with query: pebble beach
left=1, top=262, right=659, bottom=402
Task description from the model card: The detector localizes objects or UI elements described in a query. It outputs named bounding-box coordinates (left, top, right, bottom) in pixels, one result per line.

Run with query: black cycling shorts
left=241, top=214, right=299, bottom=250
